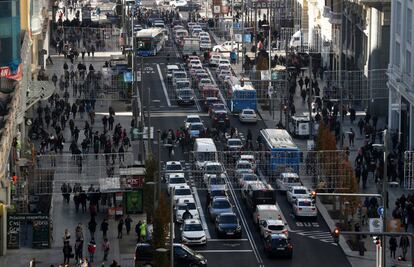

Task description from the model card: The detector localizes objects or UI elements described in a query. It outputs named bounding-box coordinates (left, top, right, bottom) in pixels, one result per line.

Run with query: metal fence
left=404, top=151, right=414, bottom=189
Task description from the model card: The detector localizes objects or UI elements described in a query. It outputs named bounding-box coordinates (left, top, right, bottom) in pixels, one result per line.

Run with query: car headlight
left=236, top=225, right=241, bottom=231
left=200, top=259, right=207, bottom=264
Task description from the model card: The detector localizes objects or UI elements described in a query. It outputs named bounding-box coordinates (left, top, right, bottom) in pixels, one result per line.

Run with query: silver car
left=208, top=197, right=233, bottom=222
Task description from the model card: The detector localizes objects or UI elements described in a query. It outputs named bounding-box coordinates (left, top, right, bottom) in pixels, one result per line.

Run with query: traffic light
left=240, top=78, right=244, bottom=87
left=332, top=227, right=340, bottom=243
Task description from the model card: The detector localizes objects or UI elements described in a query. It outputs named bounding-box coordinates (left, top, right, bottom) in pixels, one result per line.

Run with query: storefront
left=7, top=213, right=50, bottom=249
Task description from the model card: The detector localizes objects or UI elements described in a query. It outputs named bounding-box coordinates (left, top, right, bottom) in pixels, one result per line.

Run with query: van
left=242, top=181, right=276, bottom=212
left=193, top=138, right=218, bottom=169
left=276, top=172, right=302, bottom=192
left=253, top=204, right=282, bottom=226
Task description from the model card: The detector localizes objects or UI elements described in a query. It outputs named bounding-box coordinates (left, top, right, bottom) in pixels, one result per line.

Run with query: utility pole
left=339, top=0, right=344, bottom=149
left=140, top=56, right=145, bottom=161
left=241, top=0, right=245, bottom=73
left=147, top=87, right=151, bottom=155
left=157, top=129, right=161, bottom=208
left=382, top=130, right=389, bottom=267
left=308, top=53, right=313, bottom=139
left=170, top=187, right=174, bottom=267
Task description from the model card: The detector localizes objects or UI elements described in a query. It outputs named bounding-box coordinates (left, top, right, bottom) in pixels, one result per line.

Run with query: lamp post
left=170, top=187, right=174, bottom=267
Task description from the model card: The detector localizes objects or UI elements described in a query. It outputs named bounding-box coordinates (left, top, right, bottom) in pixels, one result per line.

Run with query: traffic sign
left=377, top=206, right=384, bottom=217
left=233, top=23, right=240, bottom=29
left=369, top=218, right=383, bottom=233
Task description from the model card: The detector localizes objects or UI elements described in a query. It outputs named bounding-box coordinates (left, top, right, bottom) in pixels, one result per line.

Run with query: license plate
left=276, top=248, right=285, bottom=251
left=226, top=232, right=234, bottom=235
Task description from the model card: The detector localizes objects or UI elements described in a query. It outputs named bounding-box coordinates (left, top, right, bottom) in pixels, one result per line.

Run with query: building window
left=406, top=50, right=412, bottom=75
left=407, top=9, right=412, bottom=44
left=397, top=1, right=402, bottom=34
left=396, top=42, right=401, bottom=67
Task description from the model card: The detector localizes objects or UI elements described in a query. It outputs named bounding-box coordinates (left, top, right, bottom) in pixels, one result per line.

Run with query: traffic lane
left=139, top=61, right=170, bottom=109
left=197, top=251, right=259, bottom=267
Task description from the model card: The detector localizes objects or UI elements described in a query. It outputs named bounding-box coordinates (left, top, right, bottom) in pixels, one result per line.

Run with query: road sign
left=234, top=34, right=242, bottom=43
left=233, top=23, right=240, bottom=29
left=249, top=0, right=285, bottom=9
left=377, top=206, right=384, bottom=217
left=369, top=218, right=383, bottom=233
left=213, top=5, right=221, bottom=14
left=243, top=34, right=252, bottom=43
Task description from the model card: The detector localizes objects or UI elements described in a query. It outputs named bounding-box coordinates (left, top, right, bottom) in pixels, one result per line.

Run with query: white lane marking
left=205, top=68, right=228, bottom=110
left=192, top=186, right=211, bottom=239
left=196, top=250, right=253, bottom=253
left=156, top=63, right=171, bottom=107
left=208, top=239, right=249, bottom=242
left=150, top=112, right=209, bottom=117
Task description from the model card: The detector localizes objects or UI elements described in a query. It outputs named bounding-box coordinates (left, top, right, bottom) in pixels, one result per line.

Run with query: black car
left=215, top=212, right=242, bottom=238
left=211, top=110, right=230, bottom=128
left=134, top=243, right=208, bottom=267
left=263, top=234, right=293, bottom=259
left=176, top=88, right=195, bottom=105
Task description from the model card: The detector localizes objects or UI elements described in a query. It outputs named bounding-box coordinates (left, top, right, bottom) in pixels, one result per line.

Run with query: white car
left=239, top=109, right=257, bottom=123
left=235, top=160, right=254, bottom=177
left=203, top=161, right=225, bottom=175
left=293, top=198, right=318, bottom=219
left=167, top=173, right=187, bottom=193
left=213, top=41, right=239, bottom=52
left=238, top=173, right=259, bottom=188
left=164, top=161, right=184, bottom=180
left=276, top=172, right=302, bottom=192
left=166, top=65, right=180, bottom=81
left=175, top=197, right=200, bottom=223
left=198, top=31, right=210, bottom=38
left=198, top=78, right=213, bottom=89
left=173, top=185, right=193, bottom=203
left=217, top=70, right=232, bottom=83
left=286, top=186, right=311, bottom=204
left=181, top=219, right=207, bottom=245
left=209, top=54, right=222, bottom=66
left=259, top=219, right=288, bottom=239
left=215, top=64, right=231, bottom=75
left=239, top=154, right=256, bottom=170
left=184, top=115, right=203, bottom=129
left=170, top=0, right=187, bottom=8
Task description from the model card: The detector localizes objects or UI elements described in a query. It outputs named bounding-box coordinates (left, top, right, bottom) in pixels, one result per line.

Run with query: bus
left=224, top=76, right=257, bottom=113
left=135, top=28, right=166, bottom=56
left=259, top=129, right=300, bottom=175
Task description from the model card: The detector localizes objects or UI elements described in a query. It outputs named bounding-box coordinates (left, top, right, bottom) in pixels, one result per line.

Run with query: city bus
left=223, top=76, right=257, bottom=113
left=135, top=28, right=166, bottom=56
left=259, top=129, right=300, bottom=175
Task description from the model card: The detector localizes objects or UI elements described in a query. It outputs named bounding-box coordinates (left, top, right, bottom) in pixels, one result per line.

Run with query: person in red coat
left=87, top=239, right=96, bottom=263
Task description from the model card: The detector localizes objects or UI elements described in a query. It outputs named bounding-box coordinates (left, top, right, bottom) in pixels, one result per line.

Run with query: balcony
left=329, top=11, right=342, bottom=25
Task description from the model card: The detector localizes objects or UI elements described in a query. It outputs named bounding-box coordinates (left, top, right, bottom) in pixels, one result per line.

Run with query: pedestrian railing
left=404, top=151, right=414, bottom=189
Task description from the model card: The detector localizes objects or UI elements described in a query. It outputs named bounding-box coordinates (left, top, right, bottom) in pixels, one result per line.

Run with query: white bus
left=135, top=28, right=166, bottom=56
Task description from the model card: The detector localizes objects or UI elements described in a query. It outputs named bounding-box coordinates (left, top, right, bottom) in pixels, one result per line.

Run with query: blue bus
left=224, top=76, right=257, bottom=113
left=135, top=28, right=166, bottom=56
left=259, top=129, right=300, bottom=175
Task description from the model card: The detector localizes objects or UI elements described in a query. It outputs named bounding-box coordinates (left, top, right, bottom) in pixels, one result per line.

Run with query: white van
left=276, top=172, right=302, bottom=192
left=252, top=204, right=283, bottom=226
left=193, top=138, right=218, bottom=169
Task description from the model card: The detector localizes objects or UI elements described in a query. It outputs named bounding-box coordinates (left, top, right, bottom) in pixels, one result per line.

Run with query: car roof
left=177, top=197, right=196, bottom=204
left=174, top=185, right=190, bottom=189
left=237, top=160, right=252, bottom=165
left=186, top=115, right=201, bottom=119
left=218, top=212, right=236, bottom=217
left=240, top=154, right=255, bottom=159
left=166, top=161, right=182, bottom=165
left=167, top=65, right=180, bottom=70
left=242, top=108, right=255, bottom=112
left=168, top=172, right=185, bottom=178
left=228, top=138, right=242, bottom=142
left=291, top=186, right=308, bottom=190
left=212, top=196, right=229, bottom=202
left=256, top=204, right=278, bottom=211
left=190, top=122, right=204, bottom=126
left=265, top=219, right=284, bottom=225
left=280, top=172, right=299, bottom=178
left=183, top=218, right=202, bottom=225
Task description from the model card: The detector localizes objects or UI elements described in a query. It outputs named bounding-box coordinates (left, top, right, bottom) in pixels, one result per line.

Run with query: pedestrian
left=140, top=220, right=147, bottom=242
left=298, top=77, right=304, bottom=90
left=88, top=217, right=97, bottom=239
left=110, top=260, right=118, bottom=267
left=62, top=241, right=73, bottom=264
left=108, top=115, right=114, bottom=131
left=102, top=238, right=110, bottom=261
left=389, top=236, right=398, bottom=259
left=102, top=116, right=108, bottom=132
left=348, top=128, right=355, bottom=147
left=100, top=219, right=109, bottom=238
left=63, top=229, right=71, bottom=244
left=117, top=218, right=124, bottom=239
left=125, top=215, right=133, bottom=235
left=75, top=223, right=84, bottom=241
left=400, top=235, right=410, bottom=260
left=362, top=165, right=369, bottom=189
left=135, top=220, right=142, bottom=242
left=357, top=118, right=365, bottom=135
left=87, top=239, right=96, bottom=263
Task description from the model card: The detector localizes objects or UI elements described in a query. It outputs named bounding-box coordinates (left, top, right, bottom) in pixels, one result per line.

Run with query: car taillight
left=312, top=208, right=316, bottom=210
left=278, top=215, right=282, bottom=220
left=299, top=208, right=303, bottom=211
left=288, top=244, right=293, bottom=250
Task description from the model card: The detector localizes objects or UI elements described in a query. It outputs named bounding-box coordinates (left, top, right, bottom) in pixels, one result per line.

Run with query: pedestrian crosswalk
left=293, top=230, right=337, bottom=245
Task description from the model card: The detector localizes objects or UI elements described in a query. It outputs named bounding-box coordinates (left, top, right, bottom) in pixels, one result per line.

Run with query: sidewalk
left=209, top=29, right=413, bottom=267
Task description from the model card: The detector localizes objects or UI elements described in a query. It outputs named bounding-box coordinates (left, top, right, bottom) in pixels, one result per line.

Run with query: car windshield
left=178, top=203, right=196, bottom=210
left=191, top=124, right=204, bottom=131
left=183, top=224, right=203, bottom=231
left=187, top=117, right=200, bottom=123
left=175, top=189, right=191, bottom=195
left=237, top=164, right=251, bottom=169
left=298, top=201, right=313, bottom=207
left=219, top=215, right=237, bottom=224
left=211, top=190, right=226, bottom=197
left=268, top=225, right=285, bottom=231
left=229, top=140, right=242, bottom=146
left=213, top=200, right=231, bottom=209
left=178, top=90, right=192, bottom=96
left=242, top=174, right=258, bottom=181
left=177, top=82, right=190, bottom=89
left=294, top=189, right=307, bottom=194
left=170, top=177, right=186, bottom=184
left=167, top=164, right=182, bottom=171
left=210, top=178, right=225, bottom=185
left=206, top=164, right=223, bottom=173
left=213, top=104, right=225, bottom=110
left=174, top=72, right=187, bottom=79
left=288, top=178, right=300, bottom=183
left=244, top=110, right=254, bottom=115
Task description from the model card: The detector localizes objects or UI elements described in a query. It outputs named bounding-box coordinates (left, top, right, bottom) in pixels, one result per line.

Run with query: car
left=167, top=173, right=187, bottom=193
left=239, top=154, right=257, bottom=171
left=209, top=186, right=228, bottom=200
left=217, top=70, right=232, bottom=83
left=188, top=122, right=205, bottom=138
left=172, top=70, right=188, bottom=86
left=203, top=97, right=220, bottom=112
left=181, top=219, right=207, bottom=245
left=286, top=186, right=311, bottom=204
left=134, top=243, right=208, bottom=266
left=235, top=160, right=254, bottom=177
left=215, top=63, right=231, bottom=75
left=238, top=173, right=259, bottom=188
left=192, top=28, right=203, bottom=38
left=184, top=115, right=202, bottom=129
left=176, top=88, right=195, bottom=105
left=259, top=219, right=288, bottom=239
left=170, top=0, right=187, bottom=8
left=226, top=138, right=243, bottom=152
left=215, top=212, right=242, bottom=238
left=173, top=185, right=193, bottom=203
left=188, top=59, right=202, bottom=68
left=208, top=196, right=233, bottom=221
left=252, top=204, right=282, bottom=225
left=164, top=161, right=184, bottom=180
left=194, top=72, right=210, bottom=84
left=292, top=198, right=317, bottom=219
left=198, top=78, right=213, bottom=89
left=209, top=54, right=222, bottom=66
left=174, top=79, right=191, bottom=90
left=203, top=161, right=225, bottom=176
left=175, top=197, right=200, bottom=223
left=211, top=110, right=230, bottom=128
left=208, top=103, right=226, bottom=117
left=263, top=234, right=293, bottom=259
left=213, top=41, right=239, bottom=52
left=205, top=174, right=227, bottom=192
left=167, top=65, right=180, bottom=81
left=198, top=31, right=210, bottom=38
left=239, top=109, right=258, bottom=123
left=276, top=172, right=302, bottom=192
left=199, top=37, right=211, bottom=50
left=218, top=59, right=231, bottom=66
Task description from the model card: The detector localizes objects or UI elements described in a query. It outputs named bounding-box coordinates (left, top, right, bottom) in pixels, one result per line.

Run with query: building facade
left=388, top=0, right=414, bottom=150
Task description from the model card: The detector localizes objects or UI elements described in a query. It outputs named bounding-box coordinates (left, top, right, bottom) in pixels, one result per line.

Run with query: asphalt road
left=139, top=29, right=352, bottom=266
